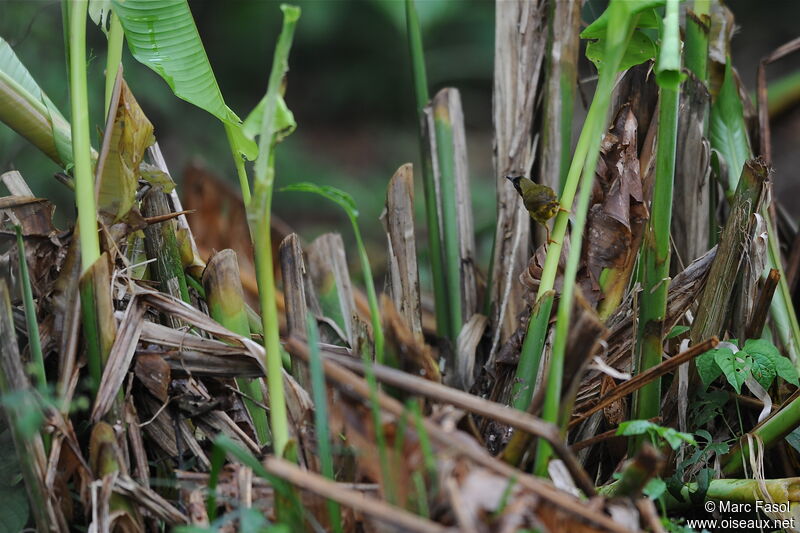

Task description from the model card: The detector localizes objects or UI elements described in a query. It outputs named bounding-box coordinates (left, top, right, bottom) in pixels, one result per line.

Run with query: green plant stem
left=206, top=442, right=226, bottom=521
left=226, top=122, right=251, bottom=204
left=530, top=1, right=643, bottom=475
left=405, top=0, right=448, bottom=338
left=15, top=226, right=45, bottom=390
left=723, top=392, right=800, bottom=475
left=350, top=216, right=385, bottom=364
left=632, top=86, right=680, bottom=442
left=306, top=315, right=343, bottom=533
left=631, top=0, right=682, bottom=454
left=510, top=291, right=553, bottom=411
left=432, top=103, right=462, bottom=341
left=685, top=11, right=709, bottom=84
left=765, top=213, right=800, bottom=365
left=68, top=0, right=100, bottom=273
left=249, top=5, right=300, bottom=458
left=103, top=12, right=124, bottom=117
left=514, top=1, right=638, bottom=417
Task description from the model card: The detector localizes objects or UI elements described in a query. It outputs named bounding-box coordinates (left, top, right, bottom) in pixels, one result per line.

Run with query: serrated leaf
left=281, top=182, right=359, bottom=220
left=0, top=484, right=28, bottom=533
left=709, top=60, right=751, bottom=192
left=696, top=348, right=724, bottom=388
left=714, top=348, right=749, bottom=393
left=581, top=3, right=664, bottom=38
left=112, top=0, right=242, bottom=126
left=586, top=29, right=657, bottom=72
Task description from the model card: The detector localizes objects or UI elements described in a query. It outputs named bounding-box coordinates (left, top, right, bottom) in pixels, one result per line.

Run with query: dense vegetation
left=1, top=1, right=800, bottom=532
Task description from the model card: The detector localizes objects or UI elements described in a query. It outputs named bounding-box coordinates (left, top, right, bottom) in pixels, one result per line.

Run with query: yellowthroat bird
left=506, top=175, right=563, bottom=244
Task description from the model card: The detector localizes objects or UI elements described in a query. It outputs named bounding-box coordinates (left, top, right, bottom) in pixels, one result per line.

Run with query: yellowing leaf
left=96, top=80, right=155, bottom=221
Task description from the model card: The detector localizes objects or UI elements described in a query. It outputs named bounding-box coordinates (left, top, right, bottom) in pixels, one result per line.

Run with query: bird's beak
left=505, top=175, right=515, bottom=182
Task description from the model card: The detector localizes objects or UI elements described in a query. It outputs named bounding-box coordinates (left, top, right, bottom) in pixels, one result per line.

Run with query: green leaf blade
left=112, top=0, right=239, bottom=125
left=709, top=60, right=751, bottom=192
left=281, top=182, right=359, bottom=220
left=714, top=348, right=748, bottom=393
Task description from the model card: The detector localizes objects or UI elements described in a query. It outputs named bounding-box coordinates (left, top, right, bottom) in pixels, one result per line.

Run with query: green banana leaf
left=0, top=37, right=73, bottom=167
left=111, top=0, right=257, bottom=159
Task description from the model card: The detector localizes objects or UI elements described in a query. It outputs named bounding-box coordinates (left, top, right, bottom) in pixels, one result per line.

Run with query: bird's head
left=505, top=174, right=523, bottom=194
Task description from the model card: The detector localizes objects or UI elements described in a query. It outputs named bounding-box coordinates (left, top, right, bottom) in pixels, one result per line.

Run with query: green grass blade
left=405, top=0, right=448, bottom=338
left=306, top=315, right=343, bottom=533
left=281, top=182, right=385, bottom=364
left=430, top=94, right=463, bottom=341
left=14, top=226, right=45, bottom=390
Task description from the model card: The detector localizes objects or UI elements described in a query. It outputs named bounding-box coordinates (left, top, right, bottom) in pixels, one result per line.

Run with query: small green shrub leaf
left=716, top=348, right=752, bottom=394
left=748, top=349, right=776, bottom=389
left=281, top=182, right=359, bottom=220
left=696, top=348, right=724, bottom=388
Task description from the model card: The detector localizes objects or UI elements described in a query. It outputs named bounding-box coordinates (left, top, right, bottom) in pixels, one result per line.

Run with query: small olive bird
left=506, top=175, right=563, bottom=244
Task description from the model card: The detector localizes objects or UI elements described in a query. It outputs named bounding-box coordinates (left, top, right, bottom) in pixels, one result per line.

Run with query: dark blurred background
left=2, top=0, right=799, bottom=275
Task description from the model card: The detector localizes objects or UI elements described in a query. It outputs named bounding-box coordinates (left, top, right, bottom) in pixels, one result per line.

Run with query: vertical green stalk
left=248, top=5, right=301, bottom=458
left=514, top=1, right=638, bottom=417
left=67, top=0, right=105, bottom=394
left=685, top=11, right=709, bottom=84
left=432, top=103, right=462, bottom=340
left=306, top=315, right=343, bottom=533
left=15, top=226, right=45, bottom=390
left=68, top=0, right=100, bottom=273
left=631, top=0, right=682, bottom=452
left=405, top=0, right=448, bottom=338
left=350, top=216, right=385, bottom=364
left=226, top=123, right=251, bottom=204
left=103, top=12, right=124, bottom=117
